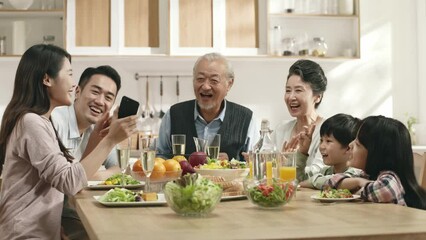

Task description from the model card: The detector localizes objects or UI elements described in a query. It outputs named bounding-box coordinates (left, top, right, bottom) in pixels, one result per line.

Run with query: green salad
left=247, top=179, right=295, bottom=208
left=200, top=158, right=246, bottom=169
left=319, top=188, right=353, bottom=199
left=164, top=174, right=222, bottom=215
left=99, top=188, right=142, bottom=202
left=101, top=174, right=140, bottom=186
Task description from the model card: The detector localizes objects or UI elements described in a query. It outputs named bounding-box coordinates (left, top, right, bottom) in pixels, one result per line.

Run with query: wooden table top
left=73, top=188, right=426, bottom=240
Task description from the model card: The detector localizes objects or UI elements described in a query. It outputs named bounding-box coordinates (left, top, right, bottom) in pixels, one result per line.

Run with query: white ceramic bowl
left=9, top=0, right=34, bottom=10
left=195, top=168, right=249, bottom=181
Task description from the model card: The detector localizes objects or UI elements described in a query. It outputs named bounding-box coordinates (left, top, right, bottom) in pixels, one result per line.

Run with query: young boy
left=298, top=113, right=363, bottom=189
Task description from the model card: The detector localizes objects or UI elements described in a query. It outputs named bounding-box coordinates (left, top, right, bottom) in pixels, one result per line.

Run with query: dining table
left=72, top=186, right=426, bottom=240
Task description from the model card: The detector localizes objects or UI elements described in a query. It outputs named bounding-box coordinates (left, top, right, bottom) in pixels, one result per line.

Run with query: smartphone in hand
left=118, top=96, right=140, bottom=118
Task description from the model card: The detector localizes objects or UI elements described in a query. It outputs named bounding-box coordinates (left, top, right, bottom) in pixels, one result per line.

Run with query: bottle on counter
left=252, top=119, right=277, bottom=180
left=311, top=37, right=328, bottom=57
left=271, top=26, right=282, bottom=56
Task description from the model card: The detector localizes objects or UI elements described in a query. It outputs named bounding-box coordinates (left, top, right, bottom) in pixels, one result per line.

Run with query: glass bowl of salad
left=164, top=173, right=223, bottom=217
left=244, top=178, right=297, bottom=209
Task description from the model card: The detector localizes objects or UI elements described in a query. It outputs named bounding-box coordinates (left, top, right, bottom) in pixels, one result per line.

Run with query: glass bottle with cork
left=251, top=119, right=277, bottom=180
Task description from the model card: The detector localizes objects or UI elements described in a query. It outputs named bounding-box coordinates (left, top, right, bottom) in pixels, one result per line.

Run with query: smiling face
left=348, top=138, right=368, bottom=171
left=73, top=74, right=117, bottom=129
left=193, top=59, right=233, bottom=113
left=284, top=75, right=321, bottom=118
left=319, top=134, right=350, bottom=170
left=46, top=57, right=75, bottom=108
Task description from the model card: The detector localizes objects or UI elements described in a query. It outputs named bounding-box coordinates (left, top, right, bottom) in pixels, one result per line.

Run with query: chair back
left=413, top=152, right=426, bottom=189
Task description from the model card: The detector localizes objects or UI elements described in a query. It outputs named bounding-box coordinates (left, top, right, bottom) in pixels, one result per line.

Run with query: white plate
left=310, top=194, right=361, bottom=203
left=195, top=168, right=249, bottom=181
left=86, top=181, right=144, bottom=190
left=93, top=194, right=167, bottom=207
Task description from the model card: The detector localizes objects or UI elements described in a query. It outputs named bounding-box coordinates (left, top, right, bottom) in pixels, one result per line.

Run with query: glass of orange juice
left=277, top=152, right=296, bottom=182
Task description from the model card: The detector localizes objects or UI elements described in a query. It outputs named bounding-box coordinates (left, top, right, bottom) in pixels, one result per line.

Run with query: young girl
left=325, top=115, right=426, bottom=210
left=0, top=44, right=138, bottom=239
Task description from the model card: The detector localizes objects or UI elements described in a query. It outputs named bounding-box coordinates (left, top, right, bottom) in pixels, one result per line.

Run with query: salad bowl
left=164, top=173, right=222, bottom=216
left=244, top=178, right=296, bottom=209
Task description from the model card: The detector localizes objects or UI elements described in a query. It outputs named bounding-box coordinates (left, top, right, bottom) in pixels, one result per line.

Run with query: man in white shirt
left=52, top=65, right=122, bottom=240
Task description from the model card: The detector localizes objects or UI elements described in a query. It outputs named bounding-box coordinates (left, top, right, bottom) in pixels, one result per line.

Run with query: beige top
left=0, top=113, right=87, bottom=240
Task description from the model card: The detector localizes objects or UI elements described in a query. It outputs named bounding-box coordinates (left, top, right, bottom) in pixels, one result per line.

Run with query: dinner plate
left=93, top=194, right=167, bottom=207
left=86, top=181, right=144, bottom=190
left=310, top=194, right=361, bottom=203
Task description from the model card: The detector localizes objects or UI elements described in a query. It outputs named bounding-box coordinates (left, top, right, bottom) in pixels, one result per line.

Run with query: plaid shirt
left=325, top=170, right=406, bottom=206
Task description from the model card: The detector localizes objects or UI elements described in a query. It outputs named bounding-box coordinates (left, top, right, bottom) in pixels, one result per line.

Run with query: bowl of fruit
left=130, top=157, right=183, bottom=183
left=244, top=178, right=296, bottom=209
left=163, top=173, right=222, bottom=217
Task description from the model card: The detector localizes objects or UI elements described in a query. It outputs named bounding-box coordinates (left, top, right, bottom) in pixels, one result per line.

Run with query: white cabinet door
left=66, top=0, right=166, bottom=55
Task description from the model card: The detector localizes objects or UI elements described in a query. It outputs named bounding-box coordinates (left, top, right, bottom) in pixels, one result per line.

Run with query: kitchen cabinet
left=66, top=0, right=165, bottom=55
left=0, top=0, right=65, bottom=56
left=169, top=0, right=266, bottom=56
left=267, top=0, right=360, bottom=58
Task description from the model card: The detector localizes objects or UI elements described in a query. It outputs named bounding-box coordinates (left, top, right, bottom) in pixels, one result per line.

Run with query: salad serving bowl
left=164, top=174, right=222, bottom=216
left=244, top=178, right=297, bottom=209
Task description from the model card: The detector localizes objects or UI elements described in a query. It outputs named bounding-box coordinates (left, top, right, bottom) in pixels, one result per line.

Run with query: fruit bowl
left=163, top=174, right=222, bottom=217
left=244, top=178, right=296, bottom=209
left=195, top=168, right=249, bottom=182
left=130, top=170, right=182, bottom=183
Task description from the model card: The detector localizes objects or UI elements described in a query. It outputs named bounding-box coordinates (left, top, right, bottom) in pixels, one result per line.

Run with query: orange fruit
left=155, top=157, right=166, bottom=164
left=132, top=159, right=145, bottom=177
left=172, top=155, right=187, bottom=162
left=151, top=161, right=166, bottom=180
left=163, top=159, right=181, bottom=177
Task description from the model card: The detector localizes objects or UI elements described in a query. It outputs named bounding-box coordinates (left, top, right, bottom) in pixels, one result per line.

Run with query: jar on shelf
left=0, top=36, right=6, bottom=55
left=311, top=37, right=328, bottom=57
left=282, top=38, right=296, bottom=56
left=43, top=35, right=55, bottom=45
left=270, top=26, right=282, bottom=56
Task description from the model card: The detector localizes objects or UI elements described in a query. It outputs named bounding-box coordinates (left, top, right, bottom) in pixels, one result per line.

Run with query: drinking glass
left=140, top=137, right=157, bottom=192
left=117, top=138, right=131, bottom=187
left=193, top=137, right=207, bottom=152
left=277, top=152, right=296, bottom=182
left=207, top=134, right=221, bottom=159
left=172, top=134, right=186, bottom=155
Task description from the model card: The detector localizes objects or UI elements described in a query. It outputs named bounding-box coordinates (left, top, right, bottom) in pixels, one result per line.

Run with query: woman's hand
left=297, top=124, right=316, bottom=155
left=282, top=135, right=299, bottom=152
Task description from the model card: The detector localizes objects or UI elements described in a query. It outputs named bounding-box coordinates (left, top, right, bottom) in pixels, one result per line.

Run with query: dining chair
left=413, top=152, right=426, bottom=189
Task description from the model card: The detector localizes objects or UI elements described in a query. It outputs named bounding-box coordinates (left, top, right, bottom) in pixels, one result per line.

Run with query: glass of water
left=171, top=134, right=186, bottom=155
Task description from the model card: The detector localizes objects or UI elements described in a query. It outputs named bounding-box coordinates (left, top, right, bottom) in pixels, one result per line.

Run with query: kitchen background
left=0, top=0, right=425, bottom=145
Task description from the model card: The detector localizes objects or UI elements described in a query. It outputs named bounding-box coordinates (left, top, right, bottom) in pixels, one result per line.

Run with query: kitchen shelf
left=0, top=10, right=63, bottom=18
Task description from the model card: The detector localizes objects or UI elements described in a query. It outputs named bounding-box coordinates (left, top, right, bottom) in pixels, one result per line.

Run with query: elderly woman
left=273, top=59, right=328, bottom=182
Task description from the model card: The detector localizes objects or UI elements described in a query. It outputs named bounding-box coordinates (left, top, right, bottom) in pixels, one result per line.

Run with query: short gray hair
left=193, top=52, right=234, bottom=81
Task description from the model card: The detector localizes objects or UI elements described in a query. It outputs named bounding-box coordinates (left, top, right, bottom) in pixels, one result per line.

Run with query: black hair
left=320, top=113, right=361, bottom=147
left=0, top=44, right=74, bottom=173
left=358, top=116, right=426, bottom=210
left=78, top=65, right=121, bottom=92
left=287, top=59, right=327, bottom=108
